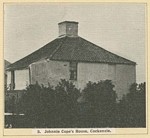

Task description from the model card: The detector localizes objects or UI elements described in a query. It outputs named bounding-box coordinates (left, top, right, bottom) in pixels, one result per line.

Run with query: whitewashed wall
left=30, top=60, right=70, bottom=87
left=6, top=71, right=11, bottom=88
left=6, top=69, right=29, bottom=90
left=30, top=60, right=136, bottom=100
left=77, top=63, right=109, bottom=88
left=7, top=60, right=136, bottom=100
left=15, top=69, right=30, bottom=90
left=77, top=62, right=136, bottom=100
left=115, top=64, right=136, bottom=99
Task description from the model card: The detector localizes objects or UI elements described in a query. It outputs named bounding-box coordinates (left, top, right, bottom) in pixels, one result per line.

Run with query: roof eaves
left=50, top=58, right=136, bottom=65
left=6, top=38, right=61, bottom=71
left=6, top=66, right=29, bottom=71
left=79, top=36, right=136, bottom=65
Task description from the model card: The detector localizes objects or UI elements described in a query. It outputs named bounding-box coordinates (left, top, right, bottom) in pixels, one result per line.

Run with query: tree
left=19, top=82, right=56, bottom=128
left=55, top=79, right=81, bottom=127
left=18, top=80, right=80, bottom=128
left=79, top=80, right=117, bottom=127
left=117, top=82, right=146, bottom=127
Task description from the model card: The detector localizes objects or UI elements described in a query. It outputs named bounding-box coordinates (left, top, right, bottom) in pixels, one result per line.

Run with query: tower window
left=69, top=62, right=77, bottom=80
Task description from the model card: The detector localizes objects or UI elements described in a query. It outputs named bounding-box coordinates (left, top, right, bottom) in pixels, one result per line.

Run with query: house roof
left=4, top=60, right=11, bottom=73
left=7, top=36, right=136, bottom=71
left=5, top=60, right=11, bottom=68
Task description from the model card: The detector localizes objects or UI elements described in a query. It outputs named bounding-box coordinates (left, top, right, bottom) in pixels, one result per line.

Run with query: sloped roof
left=5, top=60, right=11, bottom=74
left=5, top=60, right=11, bottom=69
left=7, top=36, right=136, bottom=71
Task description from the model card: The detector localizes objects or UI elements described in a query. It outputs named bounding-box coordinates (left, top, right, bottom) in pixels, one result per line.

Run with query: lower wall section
left=15, top=69, right=30, bottom=90
left=6, top=69, right=30, bottom=90
left=77, top=63, right=136, bottom=100
left=115, top=64, right=136, bottom=99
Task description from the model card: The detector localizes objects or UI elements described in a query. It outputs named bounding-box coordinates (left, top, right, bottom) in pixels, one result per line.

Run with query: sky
left=4, top=3, right=146, bottom=83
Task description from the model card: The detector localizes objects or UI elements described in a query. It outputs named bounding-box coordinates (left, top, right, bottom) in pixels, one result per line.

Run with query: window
left=69, top=62, right=77, bottom=80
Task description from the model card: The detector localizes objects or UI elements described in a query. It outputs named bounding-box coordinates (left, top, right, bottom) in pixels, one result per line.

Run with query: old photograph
left=4, top=3, right=146, bottom=129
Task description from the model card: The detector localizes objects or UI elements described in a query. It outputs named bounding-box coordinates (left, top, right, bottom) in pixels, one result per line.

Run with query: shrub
left=55, top=79, right=81, bottom=127
left=18, top=80, right=81, bottom=128
left=78, top=80, right=117, bottom=127
left=5, top=80, right=146, bottom=128
left=117, top=82, right=146, bottom=127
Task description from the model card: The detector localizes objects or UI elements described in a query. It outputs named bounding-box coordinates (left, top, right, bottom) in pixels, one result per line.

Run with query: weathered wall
left=6, top=71, right=11, bottom=88
left=15, top=69, right=30, bottom=90
left=77, top=63, right=109, bottom=88
left=30, top=60, right=70, bottom=87
left=77, top=62, right=136, bottom=100
left=30, top=61, right=117, bottom=90
left=7, top=60, right=136, bottom=100
left=115, top=64, right=136, bottom=99
left=30, top=60, right=136, bottom=100
left=7, top=69, right=29, bottom=90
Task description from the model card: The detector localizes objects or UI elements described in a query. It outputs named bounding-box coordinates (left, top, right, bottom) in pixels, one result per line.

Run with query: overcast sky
left=4, top=3, right=146, bottom=83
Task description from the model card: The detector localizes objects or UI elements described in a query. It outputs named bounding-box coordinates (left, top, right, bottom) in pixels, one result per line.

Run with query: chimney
left=58, top=21, right=78, bottom=37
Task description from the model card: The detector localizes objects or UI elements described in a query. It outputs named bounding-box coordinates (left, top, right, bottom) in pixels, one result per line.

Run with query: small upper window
left=69, top=62, right=77, bottom=80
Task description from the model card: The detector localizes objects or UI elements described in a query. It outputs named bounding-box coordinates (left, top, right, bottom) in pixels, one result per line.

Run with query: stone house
left=6, top=21, right=136, bottom=99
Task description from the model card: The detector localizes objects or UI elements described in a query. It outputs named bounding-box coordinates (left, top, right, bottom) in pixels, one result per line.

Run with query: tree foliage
left=17, top=79, right=80, bottom=128
left=78, top=80, right=117, bottom=127
left=5, top=80, right=146, bottom=128
left=117, top=82, right=146, bottom=127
